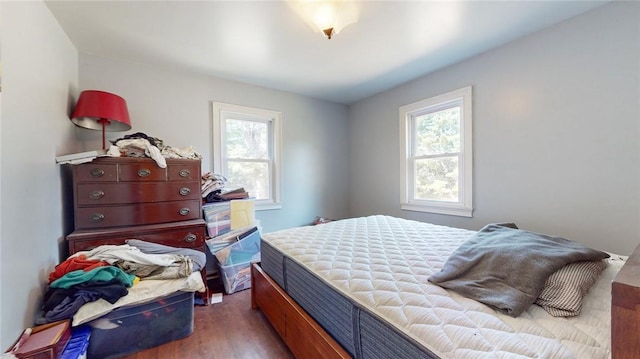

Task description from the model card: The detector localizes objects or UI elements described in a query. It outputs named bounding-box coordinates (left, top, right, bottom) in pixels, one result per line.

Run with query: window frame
left=399, top=86, right=473, bottom=217
left=212, top=102, right=282, bottom=210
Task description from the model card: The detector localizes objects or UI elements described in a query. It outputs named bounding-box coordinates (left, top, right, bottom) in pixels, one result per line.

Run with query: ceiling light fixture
left=289, top=0, right=361, bottom=40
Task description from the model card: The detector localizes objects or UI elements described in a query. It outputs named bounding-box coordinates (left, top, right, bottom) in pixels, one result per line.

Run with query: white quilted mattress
left=261, top=215, right=626, bottom=359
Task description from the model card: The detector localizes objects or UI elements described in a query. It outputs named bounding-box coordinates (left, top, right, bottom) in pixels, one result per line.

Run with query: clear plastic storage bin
left=215, top=227, right=261, bottom=294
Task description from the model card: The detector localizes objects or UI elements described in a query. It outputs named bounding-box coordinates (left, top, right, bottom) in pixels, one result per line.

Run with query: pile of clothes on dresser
left=99, top=132, right=202, bottom=169
left=36, top=240, right=206, bottom=326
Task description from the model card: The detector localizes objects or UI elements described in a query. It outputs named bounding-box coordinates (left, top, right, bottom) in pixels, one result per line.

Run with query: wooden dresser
left=66, top=157, right=209, bottom=301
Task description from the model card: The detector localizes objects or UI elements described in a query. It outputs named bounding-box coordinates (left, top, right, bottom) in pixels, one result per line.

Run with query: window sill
left=401, top=202, right=473, bottom=217
left=256, top=202, right=282, bottom=211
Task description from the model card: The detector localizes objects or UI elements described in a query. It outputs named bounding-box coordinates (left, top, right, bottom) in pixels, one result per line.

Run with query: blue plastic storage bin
left=86, top=291, right=194, bottom=359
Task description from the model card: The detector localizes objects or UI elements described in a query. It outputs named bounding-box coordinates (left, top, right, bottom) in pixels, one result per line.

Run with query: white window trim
left=399, top=86, right=473, bottom=217
left=212, top=102, right=282, bottom=210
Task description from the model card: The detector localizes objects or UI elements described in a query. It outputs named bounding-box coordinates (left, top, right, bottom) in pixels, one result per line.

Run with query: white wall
left=77, top=54, right=350, bottom=233
left=348, top=1, right=640, bottom=255
left=0, top=1, right=79, bottom=349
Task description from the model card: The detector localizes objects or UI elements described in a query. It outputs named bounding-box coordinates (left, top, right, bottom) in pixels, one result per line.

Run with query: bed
left=251, top=215, right=640, bottom=359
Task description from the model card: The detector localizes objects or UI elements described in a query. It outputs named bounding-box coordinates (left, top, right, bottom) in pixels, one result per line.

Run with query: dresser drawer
left=75, top=200, right=202, bottom=229
left=67, top=220, right=206, bottom=254
left=119, top=162, right=168, bottom=181
left=76, top=181, right=200, bottom=205
left=74, top=163, right=118, bottom=182
left=167, top=162, right=200, bottom=181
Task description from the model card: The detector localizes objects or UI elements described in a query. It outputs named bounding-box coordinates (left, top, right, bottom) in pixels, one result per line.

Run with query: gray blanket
left=427, top=224, right=609, bottom=316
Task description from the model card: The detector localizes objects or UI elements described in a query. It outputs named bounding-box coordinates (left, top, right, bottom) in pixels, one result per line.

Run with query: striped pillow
left=535, top=260, right=607, bottom=317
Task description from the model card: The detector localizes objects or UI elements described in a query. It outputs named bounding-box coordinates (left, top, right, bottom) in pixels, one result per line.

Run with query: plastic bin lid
left=60, top=326, right=91, bottom=359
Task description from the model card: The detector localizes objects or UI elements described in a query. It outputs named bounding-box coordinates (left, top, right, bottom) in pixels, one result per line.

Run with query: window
left=212, top=102, right=282, bottom=210
left=399, top=86, right=473, bottom=217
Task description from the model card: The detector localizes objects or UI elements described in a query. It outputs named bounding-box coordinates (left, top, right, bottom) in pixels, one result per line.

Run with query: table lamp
left=71, top=90, right=131, bottom=149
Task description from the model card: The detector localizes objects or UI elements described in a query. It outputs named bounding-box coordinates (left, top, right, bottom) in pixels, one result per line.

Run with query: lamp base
left=97, top=118, right=111, bottom=150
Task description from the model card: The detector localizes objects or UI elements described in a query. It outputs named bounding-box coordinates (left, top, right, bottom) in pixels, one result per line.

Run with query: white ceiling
left=45, top=0, right=609, bottom=104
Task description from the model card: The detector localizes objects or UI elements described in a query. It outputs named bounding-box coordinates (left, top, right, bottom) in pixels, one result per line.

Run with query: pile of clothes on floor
left=37, top=240, right=205, bottom=325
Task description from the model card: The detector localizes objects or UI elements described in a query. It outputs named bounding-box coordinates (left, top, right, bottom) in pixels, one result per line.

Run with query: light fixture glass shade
left=71, top=90, right=132, bottom=149
left=289, top=0, right=360, bottom=39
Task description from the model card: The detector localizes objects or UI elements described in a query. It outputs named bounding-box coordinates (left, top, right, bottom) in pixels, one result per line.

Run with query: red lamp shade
left=71, top=90, right=132, bottom=149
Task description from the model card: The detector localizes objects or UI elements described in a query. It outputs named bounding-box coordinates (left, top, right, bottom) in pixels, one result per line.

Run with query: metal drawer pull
left=138, top=169, right=151, bottom=177
left=179, top=207, right=191, bottom=216
left=90, top=168, right=105, bottom=177
left=184, top=233, right=197, bottom=243
left=179, top=187, right=191, bottom=196
left=90, top=213, right=105, bottom=223
left=89, top=190, right=105, bottom=199
left=179, top=169, right=190, bottom=177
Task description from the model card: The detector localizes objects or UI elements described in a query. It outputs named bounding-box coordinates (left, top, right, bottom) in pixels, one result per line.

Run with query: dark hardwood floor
left=122, top=279, right=294, bottom=359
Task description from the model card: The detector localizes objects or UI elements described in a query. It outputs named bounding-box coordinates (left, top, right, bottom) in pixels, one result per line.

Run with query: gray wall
left=77, top=53, right=350, bottom=233
left=348, top=1, right=640, bottom=255
left=1, top=0, right=638, bottom=350
left=0, top=2, right=350, bottom=347
left=0, top=1, right=79, bottom=349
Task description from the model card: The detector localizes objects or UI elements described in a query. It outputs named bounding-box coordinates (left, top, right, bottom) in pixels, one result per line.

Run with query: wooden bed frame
left=252, top=243, right=640, bottom=359
left=251, top=264, right=349, bottom=359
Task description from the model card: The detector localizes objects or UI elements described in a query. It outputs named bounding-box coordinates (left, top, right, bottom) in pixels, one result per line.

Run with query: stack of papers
left=205, top=226, right=256, bottom=256
left=55, top=149, right=109, bottom=165
left=202, top=202, right=231, bottom=237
